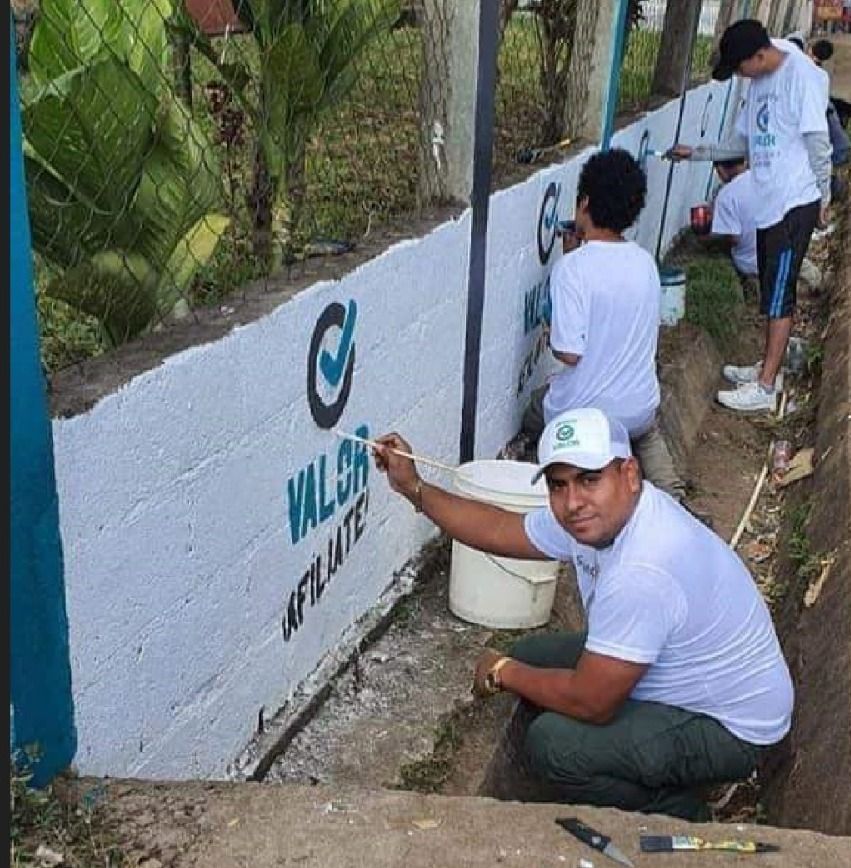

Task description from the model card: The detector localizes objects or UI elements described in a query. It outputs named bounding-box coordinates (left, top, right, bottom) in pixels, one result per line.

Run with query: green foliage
left=23, top=0, right=229, bottom=345
left=805, top=339, right=824, bottom=376
left=10, top=748, right=126, bottom=868
left=788, top=501, right=820, bottom=581
left=619, top=30, right=713, bottom=110
left=177, top=0, right=400, bottom=256
left=683, top=255, right=744, bottom=351
left=398, top=717, right=462, bottom=793
left=29, top=7, right=718, bottom=368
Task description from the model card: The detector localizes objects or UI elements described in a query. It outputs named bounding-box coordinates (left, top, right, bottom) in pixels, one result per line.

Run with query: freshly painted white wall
left=53, top=81, right=735, bottom=779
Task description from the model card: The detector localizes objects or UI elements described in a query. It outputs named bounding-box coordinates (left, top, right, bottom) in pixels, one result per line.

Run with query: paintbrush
left=640, top=835, right=780, bottom=854
left=331, top=428, right=457, bottom=474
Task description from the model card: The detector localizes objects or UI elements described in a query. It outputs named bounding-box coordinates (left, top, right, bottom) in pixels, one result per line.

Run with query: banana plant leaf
left=28, top=0, right=124, bottom=85
left=315, top=0, right=400, bottom=109
left=130, top=98, right=229, bottom=307
left=24, top=154, right=114, bottom=269
left=45, top=250, right=160, bottom=344
left=125, top=0, right=174, bottom=95
left=259, top=22, right=324, bottom=173
left=158, top=213, right=231, bottom=308
left=23, top=58, right=157, bottom=223
left=28, top=0, right=174, bottom=97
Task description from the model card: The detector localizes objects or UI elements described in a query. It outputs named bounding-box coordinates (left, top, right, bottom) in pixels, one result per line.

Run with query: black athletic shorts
left=756, top=200, right=820, bottom=319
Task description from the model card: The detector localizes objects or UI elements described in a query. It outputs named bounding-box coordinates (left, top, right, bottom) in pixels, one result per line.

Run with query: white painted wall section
left=53, top=82, right=734, bottom=779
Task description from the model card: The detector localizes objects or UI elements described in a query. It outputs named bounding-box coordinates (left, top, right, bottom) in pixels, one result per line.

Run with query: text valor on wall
left=282, top=298, right=371, bottom=642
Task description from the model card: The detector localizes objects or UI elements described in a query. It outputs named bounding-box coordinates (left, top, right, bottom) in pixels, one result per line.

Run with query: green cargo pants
left=510, top=631, right=763, bottom=820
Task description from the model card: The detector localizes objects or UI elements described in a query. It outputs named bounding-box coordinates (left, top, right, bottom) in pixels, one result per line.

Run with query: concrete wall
left=53, top=80, right=733, bottom=779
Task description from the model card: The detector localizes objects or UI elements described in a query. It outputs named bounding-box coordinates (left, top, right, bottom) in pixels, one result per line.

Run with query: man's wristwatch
left=484, top=656, right=512, bottom=694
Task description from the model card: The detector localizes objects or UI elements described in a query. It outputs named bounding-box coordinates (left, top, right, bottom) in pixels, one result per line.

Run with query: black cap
left=712, top=19, right=771, bottom=81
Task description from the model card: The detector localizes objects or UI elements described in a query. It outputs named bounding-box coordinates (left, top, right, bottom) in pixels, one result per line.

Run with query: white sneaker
left=812, top=223, right=836, bottom=241
left=722, top=361, right=784, bottom=391
left=722, top=361, right=761, bottom=385
left=799, top=257, right=823, bottom=290
left=717, top=381, right=778, bottom=413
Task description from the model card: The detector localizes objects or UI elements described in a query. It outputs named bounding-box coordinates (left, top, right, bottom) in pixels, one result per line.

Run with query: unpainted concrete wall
left=52, top=80, right=733, bottom=779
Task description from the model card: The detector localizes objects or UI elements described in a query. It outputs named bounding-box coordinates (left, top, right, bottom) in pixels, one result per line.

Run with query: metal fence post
left=9, top=22, right=76, bottom=787
left=459, top=0, right=499, bottom=463
left=600, top=0, right=631, bottom=149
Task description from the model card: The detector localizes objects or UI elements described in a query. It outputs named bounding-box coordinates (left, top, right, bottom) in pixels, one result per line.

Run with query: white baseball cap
left=531, top=407, right=632, bottom=483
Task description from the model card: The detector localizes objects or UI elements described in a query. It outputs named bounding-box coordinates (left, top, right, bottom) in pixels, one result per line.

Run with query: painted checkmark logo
left=307, top=300, right=358, bottom=429
left=319, top=299, right=357, bottom=387
left=537, top=181, right=561, bottom=265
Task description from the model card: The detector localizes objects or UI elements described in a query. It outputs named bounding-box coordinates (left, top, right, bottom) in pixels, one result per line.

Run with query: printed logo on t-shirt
left=575, top=553, right=600, bottom=580
left=752, top=96, right=777, bottom=155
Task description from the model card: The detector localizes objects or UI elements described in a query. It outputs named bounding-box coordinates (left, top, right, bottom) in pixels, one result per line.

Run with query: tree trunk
left=535, top=0, right=576, bottom=144
left=713, top=0, right=738, bottom=48
left=563, top=0, right=601, bottom=138
left=248, top=143, right=274, bottom=268
left=768, top=0, right=793, bottom=33
left=651, top=0, right=703, bottom=97
left=750, top=0, right=774, bottom=26
left=284, top=136, right=308, bottom=259
left=417, top=0, right=452, bottom=204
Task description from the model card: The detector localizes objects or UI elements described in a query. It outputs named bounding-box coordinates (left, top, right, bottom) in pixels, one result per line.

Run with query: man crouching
left=374, top=408, right=793, bottom=820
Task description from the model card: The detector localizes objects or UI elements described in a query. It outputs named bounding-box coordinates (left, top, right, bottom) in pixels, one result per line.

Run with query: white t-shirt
left=544, top=241, right=661, bottom=437
left=735, top=39, right=828, bottom=228
left=524, top=483, right=794, bottom=745
left=812, top=64, right=830, bottom=107
left=711, top=171, right=759, bottom=276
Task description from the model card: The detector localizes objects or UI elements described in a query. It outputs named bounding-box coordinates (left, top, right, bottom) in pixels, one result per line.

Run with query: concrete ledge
left=657, top=323, right=723, bottom=472
left=68, top=776, right=851, bottom=868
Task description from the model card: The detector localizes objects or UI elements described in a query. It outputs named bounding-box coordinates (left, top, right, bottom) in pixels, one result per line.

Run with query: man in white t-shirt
left=710, top=158, right=759, bottom=277
left=373, top=408, right=794, bottom=820
left=522, top=149, right=684, bottom=501
left=673, top=20, right=831, bottom=414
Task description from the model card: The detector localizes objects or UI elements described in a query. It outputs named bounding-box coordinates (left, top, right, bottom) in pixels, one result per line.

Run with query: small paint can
left=784, top=337, right=808, bottom=374
left=690, top=203, right=712, bottom=236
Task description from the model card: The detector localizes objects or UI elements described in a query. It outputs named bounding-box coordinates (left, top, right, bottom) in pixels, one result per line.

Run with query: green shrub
left=684, top=255, right=744, bottom=350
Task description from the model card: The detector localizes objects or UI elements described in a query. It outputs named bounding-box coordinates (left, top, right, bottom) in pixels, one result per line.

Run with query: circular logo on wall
left=537, top=181, right=561, bottom=265
left=307, top=299, right=358, bottom=429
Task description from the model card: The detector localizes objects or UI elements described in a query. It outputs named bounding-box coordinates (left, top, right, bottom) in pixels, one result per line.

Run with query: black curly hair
left=811, top=39, right=834, bottom=63
left=576, top=148, right=647, bottom=233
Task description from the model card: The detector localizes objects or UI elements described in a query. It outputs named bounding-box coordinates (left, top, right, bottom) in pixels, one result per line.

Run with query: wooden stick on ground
left=729, top=390, right=789, bottom=550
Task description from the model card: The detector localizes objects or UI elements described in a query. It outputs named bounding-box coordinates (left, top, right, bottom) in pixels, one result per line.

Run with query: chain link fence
left=14, top=0, right=441, bottom=371
left=620, top=1, right=718, bottom=112
left=15, top=0, right=723, bottom=372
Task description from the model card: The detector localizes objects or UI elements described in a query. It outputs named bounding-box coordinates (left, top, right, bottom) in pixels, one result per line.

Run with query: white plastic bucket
left=659, top=266, right=686, bottom=326
left=449, top=460, right=559, bottom=629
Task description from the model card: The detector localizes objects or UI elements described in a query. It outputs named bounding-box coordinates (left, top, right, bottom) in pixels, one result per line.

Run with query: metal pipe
left=654, top=1, right=705, bottom=262
left=601, top=0, right=632, bottom=150
left=459, top=0, right=500, bottom=463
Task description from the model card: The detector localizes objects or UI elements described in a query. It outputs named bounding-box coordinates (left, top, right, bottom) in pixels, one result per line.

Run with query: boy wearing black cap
left=672, top=20, right=831, bottom=414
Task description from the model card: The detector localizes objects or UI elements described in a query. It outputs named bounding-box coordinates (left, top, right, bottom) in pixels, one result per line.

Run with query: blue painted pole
left=600, top=0, right=631, bottom=150
left=9, top=23, right=77, bottom=786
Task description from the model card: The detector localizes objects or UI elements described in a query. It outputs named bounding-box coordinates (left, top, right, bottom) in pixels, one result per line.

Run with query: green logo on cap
left=555, top=422, right=576, bottom=444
